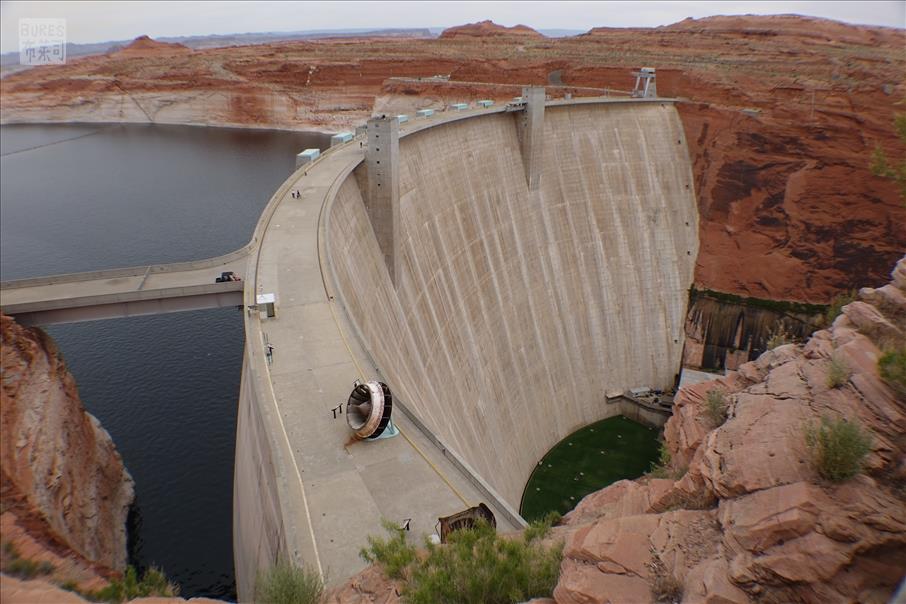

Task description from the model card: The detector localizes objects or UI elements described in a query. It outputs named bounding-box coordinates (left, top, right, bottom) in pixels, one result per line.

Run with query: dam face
left=327, top=102, right=698, bottom=508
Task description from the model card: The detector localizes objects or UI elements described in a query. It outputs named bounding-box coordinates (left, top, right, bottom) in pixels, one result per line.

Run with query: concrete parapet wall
left=327, top=101, right=697, bottom=508
left=233, top=356, right=288, bottom=601
left=233, top=150, right=327, bottom=601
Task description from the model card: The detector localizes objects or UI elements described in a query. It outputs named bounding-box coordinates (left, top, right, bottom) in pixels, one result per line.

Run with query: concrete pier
left=517, top=86, right=545, bottom=191
left=364, top=115, right=401, bottom=285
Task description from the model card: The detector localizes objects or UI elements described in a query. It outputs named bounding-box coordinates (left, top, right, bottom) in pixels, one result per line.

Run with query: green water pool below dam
left=520, top=415, right=661, bottom=522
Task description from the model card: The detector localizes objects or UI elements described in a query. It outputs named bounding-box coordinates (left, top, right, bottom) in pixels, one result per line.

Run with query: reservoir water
left=0, top=123, right=330, bottom=599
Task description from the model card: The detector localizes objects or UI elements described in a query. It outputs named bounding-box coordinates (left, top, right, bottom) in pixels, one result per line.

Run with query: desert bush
left=649, top=551, right=683, bottom=603
left=405, top=520, right=562, bottom=604
left=664, top=489, right=715, bottom=512
left=647, top=442, right=673, bottom=478
left=523, top=511, right=562, bottom=543
left=826, top=353, right=852, bottom=388
left=804, top=416, right=872, bottom=482
left=359, top=519, right=418, bottom=579
left=362, top=518, right=562, bottom=604
left=766, top=323, right=795, bottom=349
left=255, top=561, right=323, bottom=604
left=647, top=442, right=686, bottom=480
left=824, top=290, right=857, bottom=326
left=1, top=542, right=55, bottom=580
left=92, top=566, right=177, bottom=603
left=878, top=348, right=906, bottom=397
left=704, top=389, right=728, bottom=426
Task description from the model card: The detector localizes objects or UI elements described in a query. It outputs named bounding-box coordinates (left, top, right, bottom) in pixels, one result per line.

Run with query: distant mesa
left=440, top=20, right=544, bottom=39
left=109, top=35, right=192, bottom=55
left=584, top=14, right=901, bottom=45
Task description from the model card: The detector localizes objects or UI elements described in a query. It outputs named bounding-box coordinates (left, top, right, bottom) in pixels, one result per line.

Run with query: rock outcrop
left=2, top=18, right=903, bottom=302
left=0, top=575, right=223, bottom=604
left=0, top=313, right=134, bottom=572
left=555, top=257, right=906, bottom=603
left=112, top=35, right=192, bottom=56
left=439, top=20, right=543, bottom=39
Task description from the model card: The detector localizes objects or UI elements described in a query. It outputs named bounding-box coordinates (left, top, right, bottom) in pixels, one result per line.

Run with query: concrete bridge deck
left=0, top=250, right=248, bottom=325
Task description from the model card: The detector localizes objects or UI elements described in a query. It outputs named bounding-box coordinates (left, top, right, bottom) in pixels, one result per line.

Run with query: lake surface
left=0, top=123, right=329, bottom=599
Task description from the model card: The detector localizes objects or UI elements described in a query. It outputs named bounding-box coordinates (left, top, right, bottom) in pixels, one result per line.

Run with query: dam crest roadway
left=0, top=90, right=699, bottom=601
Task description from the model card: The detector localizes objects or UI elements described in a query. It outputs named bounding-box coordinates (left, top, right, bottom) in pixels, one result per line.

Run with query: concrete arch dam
left=0, top=92, right=697, bottom=599
left=236, top=93, right=698, bottom=599
left=329, top=100, right=697, bottom=506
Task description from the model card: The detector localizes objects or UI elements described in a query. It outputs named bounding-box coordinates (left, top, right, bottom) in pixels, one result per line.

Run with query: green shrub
left=92, top=566, right=177, bottom=603
left=704, top=389, right=728, bottom=427
left=523, top=511, right=562, bottom=543
left=1, top=542, right=54, bottom=580
left=360, top=519, right=418, bottom=579
left=362, top=519, right=562, bottom=604
left=404, top=520, right=562, bottom=604
left=647, top=442, right=685, bottom=480
left=255, top=561, right=323, bottom=604
left=824, top=290, right=857, bottom=326
left=826, top=354, right=851, bottom=388
left=878, top=348, right=906, bottom=397
left=804, top=416, right=872, bottom=482
left=6, top=557, right=53, bottom=579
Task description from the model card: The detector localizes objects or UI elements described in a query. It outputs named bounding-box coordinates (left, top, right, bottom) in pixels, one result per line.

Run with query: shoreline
left=0, top=117, right=342, bottom=136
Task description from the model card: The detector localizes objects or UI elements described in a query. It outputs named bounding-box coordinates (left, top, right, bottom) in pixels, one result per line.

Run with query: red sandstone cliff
left=1, top=17, right=902, bottom=302
left=0, top=314, right=134, bottom=573
left=554, top=257, right=906, bottom=603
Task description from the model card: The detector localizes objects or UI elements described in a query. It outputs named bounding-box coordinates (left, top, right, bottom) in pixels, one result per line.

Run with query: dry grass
left=826, top=353, right=851, bottom=389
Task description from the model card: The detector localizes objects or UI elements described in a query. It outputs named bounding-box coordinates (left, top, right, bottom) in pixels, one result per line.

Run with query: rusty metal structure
left=437, top=503, right=497, bottom=542
left=346, top=380, right=395, bottom=439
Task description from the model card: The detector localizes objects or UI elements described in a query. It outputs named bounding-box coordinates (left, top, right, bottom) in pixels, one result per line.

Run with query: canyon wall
left=327, top=102, right=697, bottom=507
left=555, top=257, right=906, bottom=603
left=0, top=313, right=134, bottom=571
left=683, top=295, right=824, bottom=371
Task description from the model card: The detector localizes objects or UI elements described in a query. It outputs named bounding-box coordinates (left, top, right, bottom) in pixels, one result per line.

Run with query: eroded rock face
left=0, top=314, right=134, bottom=571
left=555, top=257, right=906, bottom=603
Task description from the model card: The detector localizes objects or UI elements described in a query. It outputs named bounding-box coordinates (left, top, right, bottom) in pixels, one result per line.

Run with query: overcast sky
left=1, top=1, right=903, bottom=53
